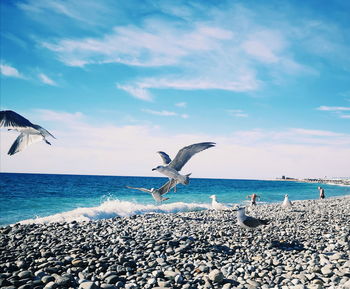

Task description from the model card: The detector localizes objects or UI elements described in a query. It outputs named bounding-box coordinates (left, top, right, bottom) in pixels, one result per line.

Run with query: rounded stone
left=208, top=269, right=224, bottom=284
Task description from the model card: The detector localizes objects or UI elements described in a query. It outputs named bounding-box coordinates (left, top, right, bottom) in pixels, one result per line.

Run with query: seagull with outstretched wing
left=0, top=110, right=55, bottom=155
left=126, top=179, right=177, bottom=203
left=152, top=142, right=215, bottom=187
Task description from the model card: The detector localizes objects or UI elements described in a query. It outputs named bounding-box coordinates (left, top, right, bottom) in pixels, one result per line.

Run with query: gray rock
left=42, top=276, right=55, bottom=284
left=54, top=275, right=71, bottom=286
left=18, top=271, right=32, bottom=279
left=208, top=269, right=224, bottom=284
left=79, top=281, right=99, bottom=289
left=104, top=275, right=119, bottom=284
left=43, top=281, right=57, bottom=289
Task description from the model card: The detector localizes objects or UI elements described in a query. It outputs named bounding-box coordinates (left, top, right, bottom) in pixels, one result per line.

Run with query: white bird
left=126, top=179, right=177, bottom=203
left=0, top=110, right=55, bottom=155
left=282, top=194, right=293, bottom=208
left=236, top=207, right=269, bottom=229
left=152, top=142, right=215, bottom=187
left=209, top=195, right=229, bottom=210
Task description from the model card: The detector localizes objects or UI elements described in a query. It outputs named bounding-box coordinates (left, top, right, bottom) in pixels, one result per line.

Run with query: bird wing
left=33, top=125, right=56, bottom=139
left=157, top=178, right=178, bottom=195
left=8, top=133, right=43, bottom=155
left=126, top=186, right=152, bottom=194
left=157, top=151, right=172, bottom=164
left=243, top=216, right=262, bottom=228
left=0, top=110, right=34, bottom=129
left=168, top=142, right=216, bottom=171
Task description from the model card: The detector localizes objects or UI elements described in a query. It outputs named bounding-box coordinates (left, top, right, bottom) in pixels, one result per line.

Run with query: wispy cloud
left=0, top=64, right=24, bottom=78
left=40, top=3, right=319, bottom=100
left=227, top=109, right=248, bottom=118
left=17, top=0, right=114, bottom=28
left=142, top=109, right=189, bottom=119
left=117, top=84, right=153, bottom=101
left=317, top=105, right=350, bottom=119
left=38, top=73, right=57, bottom=86
left=175, top=102, right=187, bottom=108
left=317, top=106, right=350, bottom=111
left=142, top=109, right=177, bottom=117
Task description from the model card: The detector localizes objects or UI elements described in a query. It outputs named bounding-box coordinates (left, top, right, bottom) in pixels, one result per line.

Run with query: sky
left=1, top=0, right=350, bottom=179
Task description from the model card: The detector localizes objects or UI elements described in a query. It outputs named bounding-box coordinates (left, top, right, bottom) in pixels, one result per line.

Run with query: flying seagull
left=0, top=110, right=55, bottom=155
left=126, top=179, right=177, bottom=203
left=282, top=194, right=293, bottom=208
left=209, top=195, right=230, bottom=210
left=152, top=142, right=215, bottom=186
left=236, top=207, right=269, bottom=229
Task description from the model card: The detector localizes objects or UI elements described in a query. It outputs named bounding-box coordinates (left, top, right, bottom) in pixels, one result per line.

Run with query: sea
left=0, top=173, right=349, bottom=226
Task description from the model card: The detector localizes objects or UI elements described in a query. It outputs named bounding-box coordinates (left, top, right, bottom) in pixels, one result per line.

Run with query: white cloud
left=1, top=110, right=350, bottom=179
left=175, top=102, right=187, bottom=108
left=317, top=106, right=350, bottom=111
left=142, top=109, right=189, bottom=119
left=41, top=3, right=317, bottom=100
left=0, top=64, right=23, bottom=78
left=117, top=84, right=153, bottom=101
left=17, top=0, right=113, bottom=27
left=34, top=109, right=84, bottom=125
left=117, top=72, right=259, bottom=101
left=38, top=73, right=57, bottom=86
left=227, top=109, right=248, bottom=118
left=142, top=109, right=177, bottom=117
left=317, top=106, right=350, bottom=119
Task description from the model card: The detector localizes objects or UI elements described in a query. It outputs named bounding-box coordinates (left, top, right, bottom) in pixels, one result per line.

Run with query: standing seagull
left=126, top=179, right=177, bottom=203
left=209, top=195, right=229, bottom=210
left=236, top=207, right=269, bottom=229
left=282, top=194, right=293, bottom=208
left=152, top=142, right=215, bottom=186
left=0, top=110, right=55, bottom=155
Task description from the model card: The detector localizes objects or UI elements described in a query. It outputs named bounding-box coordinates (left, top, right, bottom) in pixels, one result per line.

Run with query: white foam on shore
left=19, top=200, right=212, bottom=225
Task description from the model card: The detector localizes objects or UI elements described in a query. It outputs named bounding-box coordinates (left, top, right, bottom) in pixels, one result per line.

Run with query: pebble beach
left=1, top=196, right=349, bottom=289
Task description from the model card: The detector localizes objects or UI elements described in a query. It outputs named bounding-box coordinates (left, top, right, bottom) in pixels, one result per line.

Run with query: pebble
left=0, top=196, right=349, bottom=289
left=208, top=269, right=224, bottom=283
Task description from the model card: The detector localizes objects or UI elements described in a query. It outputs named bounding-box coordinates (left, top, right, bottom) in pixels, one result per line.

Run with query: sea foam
left=20, top=200, right=212, bottom=224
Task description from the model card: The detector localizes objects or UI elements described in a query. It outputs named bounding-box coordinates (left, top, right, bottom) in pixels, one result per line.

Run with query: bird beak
left=152, top=168, right=156, bottom=171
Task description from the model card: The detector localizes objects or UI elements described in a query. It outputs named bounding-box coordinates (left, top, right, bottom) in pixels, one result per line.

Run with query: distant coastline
left=276, top=176, right=350, bottom=186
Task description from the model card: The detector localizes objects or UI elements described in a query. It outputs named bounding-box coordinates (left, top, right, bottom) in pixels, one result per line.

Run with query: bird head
left=234, top=206, right=245, bottom=214
left=152, top=165, right=163, bottom=171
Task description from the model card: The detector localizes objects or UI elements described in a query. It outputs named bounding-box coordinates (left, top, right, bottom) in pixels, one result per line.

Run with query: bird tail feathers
left=184, top=173, right=192, bottom=185
left=260, top=219, right=269, bottom=225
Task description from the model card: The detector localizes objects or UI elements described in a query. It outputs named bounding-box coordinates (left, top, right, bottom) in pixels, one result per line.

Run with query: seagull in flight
left=0, top=110, right=55, bottom=155
left=236, top=207, right=269, bottom=229
left=209, top=195, right=230, bottom=210
left=152, top=142, right=215, bottom=187
left=126, top=179, right=177, bottom=203
left=282, top=194, right=293, bottom=208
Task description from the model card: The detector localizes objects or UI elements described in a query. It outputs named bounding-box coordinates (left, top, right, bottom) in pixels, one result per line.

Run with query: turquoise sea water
left=0, top=173, right=349, bottom=226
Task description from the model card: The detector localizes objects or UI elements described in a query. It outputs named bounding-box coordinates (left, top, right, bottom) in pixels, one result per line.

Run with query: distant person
left=318, top=186, right=325, bottom=199
left=247, top=193, right=260, bottom=206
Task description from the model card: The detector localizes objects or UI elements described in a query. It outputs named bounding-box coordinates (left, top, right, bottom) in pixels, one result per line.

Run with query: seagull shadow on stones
left=268, top=240, right=305, bottom=251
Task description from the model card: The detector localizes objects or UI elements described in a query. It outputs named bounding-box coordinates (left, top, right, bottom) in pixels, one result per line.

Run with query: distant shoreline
left=275, top=177, right=350, bottom=186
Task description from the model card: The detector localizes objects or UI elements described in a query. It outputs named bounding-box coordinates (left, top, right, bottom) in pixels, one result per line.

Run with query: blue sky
left=1, top=0, right=350, bottom=179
